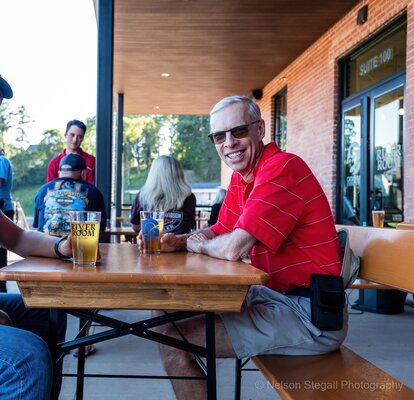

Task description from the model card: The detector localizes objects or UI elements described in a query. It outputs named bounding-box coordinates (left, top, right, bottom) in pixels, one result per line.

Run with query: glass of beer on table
left=372, top=210, right=385, bottom=228
left=140, top=211, right=164, bottom=254
left=69, top=211, right=101, bottom=267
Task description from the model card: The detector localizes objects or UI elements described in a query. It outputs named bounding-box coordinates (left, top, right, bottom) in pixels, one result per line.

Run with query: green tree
left=170, top=115, right=219, bottom=182
left=10, top=129, right=65, bottom=187
left=14, top=105, right=32, bottom=145
left=118, top=115, right=166, bottom=196
left=36, top=129, right=66, bottom=166
left=82, top=116, right=97, bottom=155
left=0, top=103, right=32, bottom=148
left=123, top=115, right=164, bottom=177
left=0, top=104, right=12, bottom=147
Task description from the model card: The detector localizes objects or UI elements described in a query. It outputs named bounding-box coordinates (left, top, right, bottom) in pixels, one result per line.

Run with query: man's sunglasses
left=208, top=120, right=261, bottom=144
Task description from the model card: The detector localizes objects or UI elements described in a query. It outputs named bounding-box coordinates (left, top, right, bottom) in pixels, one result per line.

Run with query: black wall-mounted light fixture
left=252, top=88, right=263, bottom=100
left=357, top=5, right=368, bottom=25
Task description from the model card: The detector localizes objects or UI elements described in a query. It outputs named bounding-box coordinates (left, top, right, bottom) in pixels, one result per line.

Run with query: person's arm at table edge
left=0, top=215, right=72, bottom=258
left=159, top=227, right=216, bottom=252
left=188, top=228, right=256, bottom=261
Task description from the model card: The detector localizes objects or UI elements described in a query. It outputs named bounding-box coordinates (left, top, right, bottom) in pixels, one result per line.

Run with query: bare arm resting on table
left=0, top=213, right=72, bottom=258
left=140, top=226, right=256, bottom=259
left=187, top=228, right=256, bottom=261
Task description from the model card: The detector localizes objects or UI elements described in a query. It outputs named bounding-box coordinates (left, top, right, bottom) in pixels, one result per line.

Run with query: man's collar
left=241, top=142, right=281, bottom=184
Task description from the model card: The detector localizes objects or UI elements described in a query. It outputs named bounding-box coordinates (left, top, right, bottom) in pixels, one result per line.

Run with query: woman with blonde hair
left=130, top=155, right=196, bottom=234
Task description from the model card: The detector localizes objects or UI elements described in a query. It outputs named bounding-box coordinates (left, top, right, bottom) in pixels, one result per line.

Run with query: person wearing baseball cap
left=33, top=153, right=106, bottom=237
left=0, top=73, right=70, bottom=399
left=0, top=75, right=13, bottom=104
left=0, top=74, right=15, bottom=287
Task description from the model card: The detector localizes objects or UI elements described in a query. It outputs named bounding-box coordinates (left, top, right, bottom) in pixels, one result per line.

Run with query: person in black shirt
left=130, top=155, right=196, bottom=234
left=207, top=188, right=227, bottom=226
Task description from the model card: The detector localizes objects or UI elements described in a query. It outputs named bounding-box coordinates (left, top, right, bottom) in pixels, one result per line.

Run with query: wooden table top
left=0, top=244, right=268, bottom=286
left=1, top=244, right=269, bottom=311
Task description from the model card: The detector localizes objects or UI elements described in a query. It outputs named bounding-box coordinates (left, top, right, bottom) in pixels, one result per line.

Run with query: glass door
left=342, top=104, right=362, bottom=224
left=340, top=74, right=405, bottom=226
left=371, top=85, right=404, bottom=224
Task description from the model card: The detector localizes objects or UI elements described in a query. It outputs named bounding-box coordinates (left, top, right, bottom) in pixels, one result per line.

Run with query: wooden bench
left=349, top=222, right=414, bottom=291
left=236, top=225, right=414, bottom=399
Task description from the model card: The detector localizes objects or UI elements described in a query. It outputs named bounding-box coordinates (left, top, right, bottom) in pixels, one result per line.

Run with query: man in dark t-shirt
left=33, top=154, right=106, bottom=235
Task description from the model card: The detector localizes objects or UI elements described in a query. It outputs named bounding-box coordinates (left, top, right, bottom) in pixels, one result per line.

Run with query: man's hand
left=160, top=233, right=187, bottom=252
left=137, top=231, right=187, bottom=253
left=187, top=232, right=209, bottom=253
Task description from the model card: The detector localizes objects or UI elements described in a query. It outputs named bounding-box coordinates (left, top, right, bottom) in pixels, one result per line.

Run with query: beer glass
left=69, top=211, right=101, bottom=267
left=372, top=210, right=385, bottom=228
left=140, top=211, right=164, bottom=254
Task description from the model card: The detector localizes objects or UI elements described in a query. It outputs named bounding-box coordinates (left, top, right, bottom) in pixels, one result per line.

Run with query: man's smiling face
left=210, top=103, right=264, bottom=182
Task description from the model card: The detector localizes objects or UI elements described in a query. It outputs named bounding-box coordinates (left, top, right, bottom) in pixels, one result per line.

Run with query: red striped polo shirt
left=210, top=142, right=341, bottom=292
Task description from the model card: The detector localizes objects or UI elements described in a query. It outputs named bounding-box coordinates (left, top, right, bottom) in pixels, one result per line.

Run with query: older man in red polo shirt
left=47, top=119, right=95, bottom=185
left=147, top=96, right=348, bottom=400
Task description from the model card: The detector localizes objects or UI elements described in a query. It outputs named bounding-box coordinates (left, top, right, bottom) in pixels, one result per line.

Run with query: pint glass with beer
left=372, top=210, right=385, bottom=228
left=140, top=211, right=164, bottom=254
left=69, top=211, right=101, bottom=267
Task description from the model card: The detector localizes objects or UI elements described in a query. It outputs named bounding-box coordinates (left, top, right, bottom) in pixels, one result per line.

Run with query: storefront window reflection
left=373, top=87, right=404, bottom=223
left=343, top=106, right=361, bottom=223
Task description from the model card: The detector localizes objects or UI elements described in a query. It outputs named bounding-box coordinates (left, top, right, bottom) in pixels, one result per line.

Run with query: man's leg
left=0, top=293, right=52, bottom=338
left=0, top=324, right=52, bottom=400
left=0, top=243, right=7, bottom=290
left=0, top=294, right=67, bottom=400
left=0, top=210, right=15, bottom=292
left=155, top=312, right=235, bottom=400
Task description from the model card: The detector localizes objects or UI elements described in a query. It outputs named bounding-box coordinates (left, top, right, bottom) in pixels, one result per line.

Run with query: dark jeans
left=0, top=293, right=67, bottom=400
left=0, top=209, right=15, bottom=292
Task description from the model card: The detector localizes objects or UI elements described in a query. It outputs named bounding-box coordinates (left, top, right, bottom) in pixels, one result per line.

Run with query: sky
left=1, top=0, right=97, bottom=146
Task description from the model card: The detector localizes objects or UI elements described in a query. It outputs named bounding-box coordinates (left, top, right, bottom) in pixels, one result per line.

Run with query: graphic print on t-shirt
left=163, top=211, right=184, bottom=233
left=43, top=181, right=89, bottom=236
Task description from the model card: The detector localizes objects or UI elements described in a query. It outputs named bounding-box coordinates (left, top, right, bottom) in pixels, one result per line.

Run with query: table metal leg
left=59, top=310, right=218, bottom=398
left=205, top=312, right=217, bottom=400
left=76, top=318, right=87, bottom=400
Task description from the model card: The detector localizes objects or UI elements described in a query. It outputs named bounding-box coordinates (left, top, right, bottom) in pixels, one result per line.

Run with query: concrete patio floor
left=6, top=276, right=414, bottom=399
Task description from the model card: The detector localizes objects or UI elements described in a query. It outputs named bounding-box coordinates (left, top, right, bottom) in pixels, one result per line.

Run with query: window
left=274, top=87, right=287, bottom=151
left=338, top=19, right=406, bottom=227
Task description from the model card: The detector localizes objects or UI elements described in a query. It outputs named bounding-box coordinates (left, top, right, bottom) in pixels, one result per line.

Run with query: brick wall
left=405, top=0, right=414, bottom=221
left=222, top=0, right=412, bottom=220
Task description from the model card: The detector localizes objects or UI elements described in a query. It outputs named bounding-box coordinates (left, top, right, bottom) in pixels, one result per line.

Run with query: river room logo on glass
left=71, top=223, right=98, bottom=237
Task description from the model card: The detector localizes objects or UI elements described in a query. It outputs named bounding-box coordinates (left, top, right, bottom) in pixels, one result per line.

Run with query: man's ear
left=257, top=120, right=265, bottom=140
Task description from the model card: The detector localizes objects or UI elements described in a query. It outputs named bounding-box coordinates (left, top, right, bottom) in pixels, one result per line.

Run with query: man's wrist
left=54, top=236, right=71, bottom=260
left=176, top=234, right=189, bottom=250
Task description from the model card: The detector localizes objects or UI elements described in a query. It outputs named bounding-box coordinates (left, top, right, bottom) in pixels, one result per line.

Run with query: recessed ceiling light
left=161, top=73, right=170, bottom=77
left=155, top=105, right=160, bottom=109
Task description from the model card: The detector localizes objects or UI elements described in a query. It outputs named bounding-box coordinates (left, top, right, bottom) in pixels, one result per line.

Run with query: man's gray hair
left=210, top=96, right=261, bottom=122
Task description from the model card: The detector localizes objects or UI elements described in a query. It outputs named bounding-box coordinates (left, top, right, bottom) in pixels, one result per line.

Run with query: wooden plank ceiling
left=113, top=0, right=359, bottom=115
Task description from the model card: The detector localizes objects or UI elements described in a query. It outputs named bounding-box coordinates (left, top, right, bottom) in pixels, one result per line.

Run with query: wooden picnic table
left=0, top=244, right=268, bottom=400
